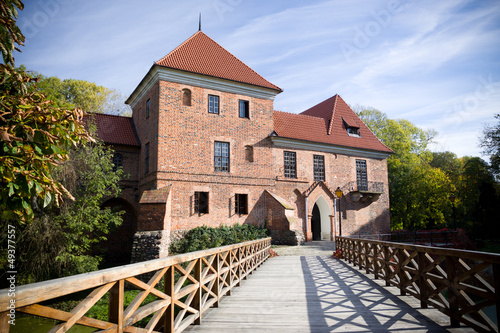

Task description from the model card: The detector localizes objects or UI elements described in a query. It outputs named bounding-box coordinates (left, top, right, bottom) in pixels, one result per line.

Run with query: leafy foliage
left=357, top=108, right=451, bottom=230
left=0, top=0, right=92, bottom=222
left=481, top=113, right=500, bottom=178
left=0, top=0, right=24, bottom=66
left=36, top=75, right=131, bottom=116
left=7, top=138, right=124, bottom=284
left=170, top=224, right=269, bottom=254
left=357, top=107, right=500, bottom=238
left=457, top=157, right=500, bottom=238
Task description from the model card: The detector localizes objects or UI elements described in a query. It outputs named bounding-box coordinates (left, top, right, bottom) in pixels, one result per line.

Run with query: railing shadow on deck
left=301, top=256, right=456, bottom=332
left=0, top=237, right=271, bottom=333
left=336, top=236, right=500, bottom=332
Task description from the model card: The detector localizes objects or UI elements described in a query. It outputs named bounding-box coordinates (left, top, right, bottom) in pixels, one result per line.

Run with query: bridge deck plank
left=184, top=255, right=476, bottom=332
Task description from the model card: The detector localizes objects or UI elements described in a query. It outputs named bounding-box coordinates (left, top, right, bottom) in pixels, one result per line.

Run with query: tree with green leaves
left=357, top=108, right=452, bottom=230
left=481, top=114, right=500, bottom=178
left=36, top=74, right=131, bottom=116
left=0, top=0, right=126, bottom=284
left=1, top=0, right=92, bottom=222
left=13, top=137, right=124, bottom=283
left=458, top=156, right=500, bottom=238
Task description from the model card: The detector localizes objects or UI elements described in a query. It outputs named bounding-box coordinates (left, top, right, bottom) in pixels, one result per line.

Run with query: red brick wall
left=127, top=77, right=391, bottom=249
left=137, top=80, right=278, bottom=230
left=272, top=147, right=390, bottom=239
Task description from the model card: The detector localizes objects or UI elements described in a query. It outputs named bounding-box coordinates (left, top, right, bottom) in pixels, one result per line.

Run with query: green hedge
left=170, top=224, right=269, bottom=254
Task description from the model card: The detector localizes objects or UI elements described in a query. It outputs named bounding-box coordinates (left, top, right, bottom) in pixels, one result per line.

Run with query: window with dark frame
left=194, top=191, right=209, bottom=214
left=208, top=95, right=219, bottom=114
left=214, top=141, right=230, bottom=172
left=146, top=99, right=150, bottom=118
left=235, top=194, right=248, bottom=215
left=239, top=100, right=249, bottom=118
left=313, top=155, right=325, bottom=181
left=284, top=151, right=297, bottom=179
left=356, top=159, right=368, bottom=191
left=347, top=127, right=360, bottom=136
left=112, top=153, right=123, bottom=172
left=145, top=143, right=150, bottom=174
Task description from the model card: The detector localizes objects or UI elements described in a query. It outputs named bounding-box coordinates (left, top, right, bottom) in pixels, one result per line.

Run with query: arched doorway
left=99, top=198, right=137, bottom=265
left=311, top=196, right=333, bottom=240
left=311, top=204, right=321, bottom=240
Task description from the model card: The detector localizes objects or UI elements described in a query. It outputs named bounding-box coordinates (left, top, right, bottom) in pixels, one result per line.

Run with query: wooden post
left=108, top=279, right=124, bottom=333
left=226, top=251, right=232, bottom=296
left=373, top=245, right=379, bottom=279
left=384, top=245, right=390, bottom=286
left=446, top=256, right=460, bottom=327
left=365, top=242, right=370, bottom=274
left=237, top=248, right=242, bottom=287
left=358, top=241, right=363, bottom=270
left=214, top=254, right=220, bottom=308
left=194, top=258, right=202, bottom=325
left=165, top=266, right=175, bottom=333
left=493, top=264, right=500, bottom=330
left=417, top=251, right=428, bottom=309
left=0, top=311, right=9, bottom=333
left=398, top=250, right=406, bottom=296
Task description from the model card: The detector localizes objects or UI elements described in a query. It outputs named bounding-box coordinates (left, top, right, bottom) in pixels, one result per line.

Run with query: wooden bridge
left=0, top=237, right=499, bottom=332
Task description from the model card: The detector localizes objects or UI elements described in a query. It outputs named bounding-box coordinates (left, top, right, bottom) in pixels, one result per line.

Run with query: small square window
left=235, top=194, right=248, bottom=215
left=239, top=100, right=249, bottom=118
left=209, top=95, right=219, bottom=114
left=194, top=191, right=209, bottom=214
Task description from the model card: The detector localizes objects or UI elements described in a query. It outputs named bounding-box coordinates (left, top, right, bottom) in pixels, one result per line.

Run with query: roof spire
left=198, top=13, right=202, bottom=31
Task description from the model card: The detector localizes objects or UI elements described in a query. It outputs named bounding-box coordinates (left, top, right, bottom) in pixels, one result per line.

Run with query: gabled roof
left=273, top=94, right=393, bottom=154
left=85, top=113, right=140, bottom=147
left=155, top=31, right=282, bottom=92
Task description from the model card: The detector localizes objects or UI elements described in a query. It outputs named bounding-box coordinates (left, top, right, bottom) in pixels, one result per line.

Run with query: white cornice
left=126, top=65, right=281, bottom=108
left=270, top=137, right=392, bottom=160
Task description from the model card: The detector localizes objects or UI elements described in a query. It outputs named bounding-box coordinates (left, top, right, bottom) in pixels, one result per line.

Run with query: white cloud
left=13, top=0, right=500, bottom=157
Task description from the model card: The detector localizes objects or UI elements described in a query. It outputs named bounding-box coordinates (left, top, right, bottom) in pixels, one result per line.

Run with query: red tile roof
left=85, top=113, right=140, bottom=147
left=273, top=95, right=393, bottom=154
left=155, top=31, right=282, bottom=92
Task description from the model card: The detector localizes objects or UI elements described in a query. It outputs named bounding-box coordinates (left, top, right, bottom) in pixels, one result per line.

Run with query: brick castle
left=91, top=30, right=393, bottom=263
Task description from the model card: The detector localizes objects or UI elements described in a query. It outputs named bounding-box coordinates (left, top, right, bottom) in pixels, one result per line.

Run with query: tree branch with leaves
left=0, top=0, right=92, bottom=222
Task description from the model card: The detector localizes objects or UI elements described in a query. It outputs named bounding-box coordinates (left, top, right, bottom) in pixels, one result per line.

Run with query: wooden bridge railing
left=0, top=237, right=271, bottom=333
left=336, top=236, right=500, bottom=332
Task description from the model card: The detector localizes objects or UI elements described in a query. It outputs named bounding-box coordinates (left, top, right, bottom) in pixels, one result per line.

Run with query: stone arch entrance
left=100, top=198, right=137, bottom=264
left=311, top=196, right=332, bottom=241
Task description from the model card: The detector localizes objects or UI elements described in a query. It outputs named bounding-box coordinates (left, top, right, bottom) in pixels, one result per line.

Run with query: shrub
left=170, top=224, right=269, bottom=254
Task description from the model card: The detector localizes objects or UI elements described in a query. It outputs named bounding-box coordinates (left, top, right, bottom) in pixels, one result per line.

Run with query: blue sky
left=14, top=0, right=500, bottom=158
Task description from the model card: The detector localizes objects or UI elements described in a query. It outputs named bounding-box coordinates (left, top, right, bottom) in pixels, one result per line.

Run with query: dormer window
left=347, top=127, right=360, bottom=136
left=343, top=117, right=360, bottom=137
left=182, top=89, right=192, bottom=106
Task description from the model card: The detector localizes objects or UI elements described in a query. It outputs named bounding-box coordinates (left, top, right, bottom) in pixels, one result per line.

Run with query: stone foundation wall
left=271, top=229, right=305, bottom=245
left=130, top=230, right=170, bottom=263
